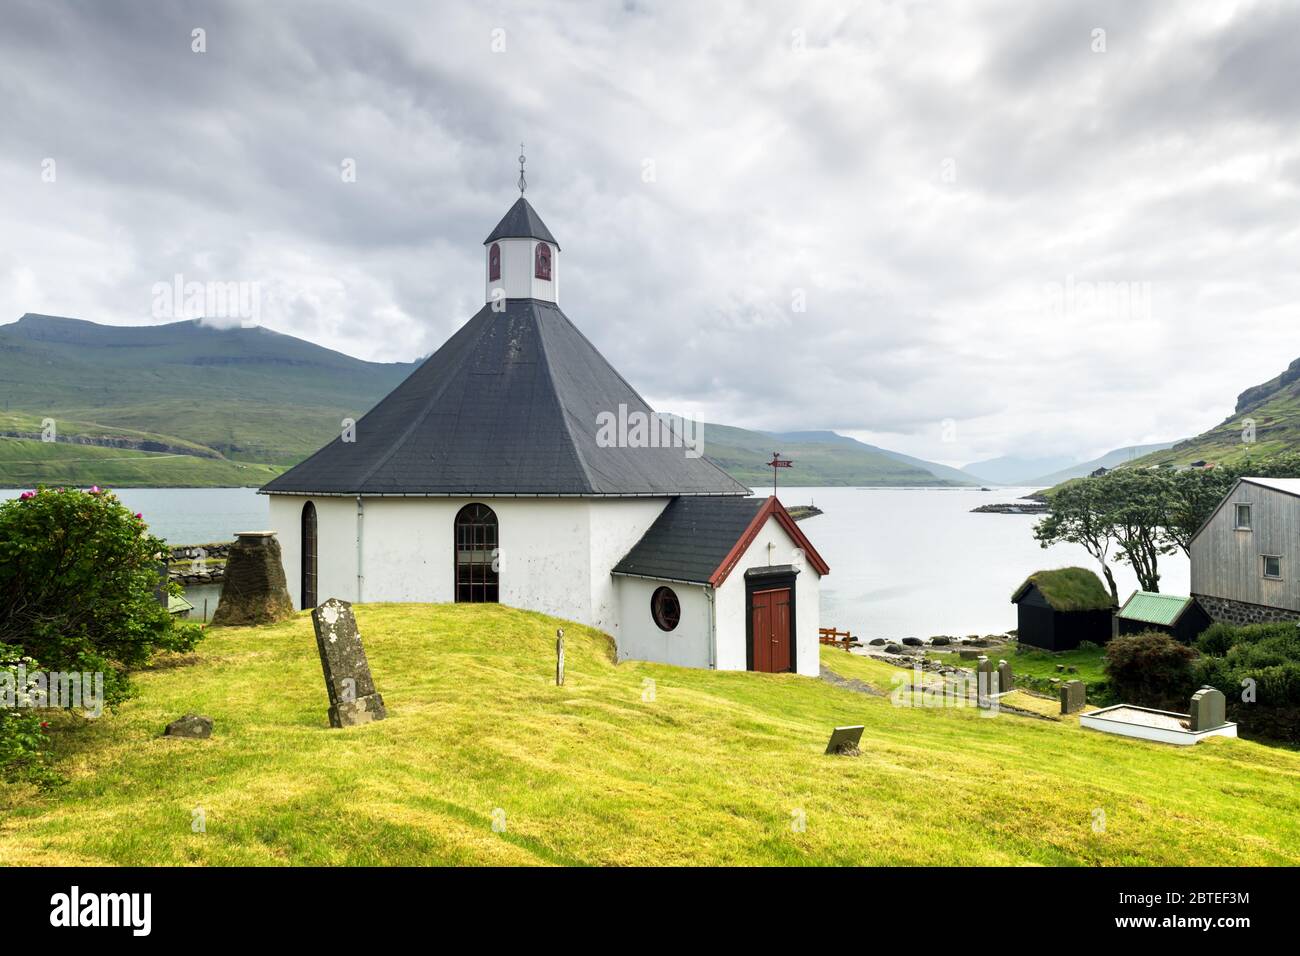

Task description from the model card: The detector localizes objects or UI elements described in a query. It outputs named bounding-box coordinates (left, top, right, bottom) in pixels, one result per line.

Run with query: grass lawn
left=2, top=605, right=1298, bottom=866
left=927, top=643, right=1109, bottom=686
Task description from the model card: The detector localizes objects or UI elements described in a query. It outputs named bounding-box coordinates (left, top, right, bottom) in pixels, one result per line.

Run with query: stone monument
left=1060, top=679, right=1086, bottom=715
left=556, top=627, right=565, bottom=686
left=997, top=659, right=1014, bottom=693
left=1188, top=685, right=1226, bottom=731
left=311, top=597, right=387, bottom=728
left=210, top=531, right=294, bottom=627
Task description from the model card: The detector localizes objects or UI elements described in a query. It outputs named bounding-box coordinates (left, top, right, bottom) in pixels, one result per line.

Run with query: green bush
left=0, top=486, right=202, bottom=708
left=1194, top=621, right=1300, bottom=742
left=0, top=642, right=57, bottom=786
left=1103, top=631, right=1197, bottom=710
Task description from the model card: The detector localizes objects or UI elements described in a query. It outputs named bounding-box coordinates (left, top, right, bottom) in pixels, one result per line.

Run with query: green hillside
left=699, top=423, right=971, bottom=487
left=1125, top=358, right=1300, bottom=470
left=0, top=313, right=970, bottom=488
left=4, top=604, right=1297, bottom=865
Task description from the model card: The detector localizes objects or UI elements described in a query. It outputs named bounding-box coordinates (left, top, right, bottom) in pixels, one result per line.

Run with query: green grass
left=3, top=606, right=1298, bottom=865
left=0, top=437, right=283, bottom=488
left=1015, top=567, right=1114, bottom=611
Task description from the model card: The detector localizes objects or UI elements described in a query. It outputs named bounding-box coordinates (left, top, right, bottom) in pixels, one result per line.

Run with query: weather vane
left=767, top=451, right=793, bottom=496
left=518, top=142, right=527, bottom=195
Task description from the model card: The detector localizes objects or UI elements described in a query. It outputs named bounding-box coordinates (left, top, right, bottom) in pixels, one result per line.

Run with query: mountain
left=962, top=454, right=1078, bottom=485
left=1121, top=357, right=1300, bottom=470
left=699, top=425, right=976, bottom=488
left=1025, top=442, right=1177, bottom=486
left=0, top=313, right=973, bottom=488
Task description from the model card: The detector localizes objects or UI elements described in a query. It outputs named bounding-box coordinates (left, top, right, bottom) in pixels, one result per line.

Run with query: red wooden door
left=751, top=588, right=792, bottom=672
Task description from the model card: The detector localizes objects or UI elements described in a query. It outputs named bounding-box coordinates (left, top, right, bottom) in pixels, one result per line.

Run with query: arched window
left=488, top=242, right=501, bottom=282
left=534, top=242, right=551, bottom=281
left=301, top=501, right=318, bottom=610
left=455, top=503, right=499, bottom=603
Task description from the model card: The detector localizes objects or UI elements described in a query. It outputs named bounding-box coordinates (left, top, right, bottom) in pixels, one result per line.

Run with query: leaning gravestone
left=555, top=628, right=565, bottom=686
left=311, top=597, right=387, bottom=728
left=997, top=659, right=1014, bottom=693
left=1060, top=679, right=1086, bottom=715
left=1188, top=685, right=1226, bottom=731
left=210, top=531, right=294, bottom=627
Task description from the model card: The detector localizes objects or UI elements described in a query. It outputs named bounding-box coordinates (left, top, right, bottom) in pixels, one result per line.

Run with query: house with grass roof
left=259, top=182, right=829, bottom=675
left=1011, top=567, right=1115, bottom=651
left=1115, top=591, right=1211, bottom=644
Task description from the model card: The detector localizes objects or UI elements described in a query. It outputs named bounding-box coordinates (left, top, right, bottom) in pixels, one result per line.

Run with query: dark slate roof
left=484, top=197, right=560, bottom=249
left=261, top=298, right=750, bottom=497
left=612, top=496, right=766, bottom=583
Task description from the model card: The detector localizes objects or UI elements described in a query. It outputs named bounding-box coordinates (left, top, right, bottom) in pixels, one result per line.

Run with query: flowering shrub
left=0, top=486, right=203, bottom=709
left=0, top=642, right=56, bottom=786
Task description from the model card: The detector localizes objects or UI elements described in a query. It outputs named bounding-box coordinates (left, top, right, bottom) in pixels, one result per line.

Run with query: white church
left=261, top=187, right=828, bottom=676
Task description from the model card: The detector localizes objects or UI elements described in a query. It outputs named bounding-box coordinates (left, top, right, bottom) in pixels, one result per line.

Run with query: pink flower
left=89, top=485, right=101, bottom=494
left=19, top=490, right=35, bottom=500
left=135, top=512, right=143, bottom=520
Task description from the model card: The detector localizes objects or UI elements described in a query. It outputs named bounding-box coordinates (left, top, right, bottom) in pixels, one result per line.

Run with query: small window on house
left=1235, top=503, right=1252, bottom=530
left=1263, top=555, right=1282, bottom=579
left=534, top=242, right=552, bottom=281
left=651, top=586, right=680, bottom=632
left=488, top=242, right=501, bottom=282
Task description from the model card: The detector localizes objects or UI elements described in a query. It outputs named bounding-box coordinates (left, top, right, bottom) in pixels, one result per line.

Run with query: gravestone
left=210, top=531, right=294, bottom=627
left=825, top=725, right=865, bottom=756
left=556, top=628, right=565, bottom=686
left=997, top=659, right=1014, bottom=693
left=1188, top=685, right=1226, bottom=731
left=975, top=656, right=996, bottom=696
left=311, top=597, right=387, bottom=728
left=1060, top=679, right=1086, bottom=715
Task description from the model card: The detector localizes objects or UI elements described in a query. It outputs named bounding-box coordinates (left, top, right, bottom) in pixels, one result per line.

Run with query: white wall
left=614, top=577, right=713, bottom=668
left=485, top=237, right=559, bottom=304
left=267, top=495, right=668, bottom=631
left=268, top=494, right=359, bottom=610
left=714, top=515, right=821, bottom=676
left=587, top=498, right=670, bottom=634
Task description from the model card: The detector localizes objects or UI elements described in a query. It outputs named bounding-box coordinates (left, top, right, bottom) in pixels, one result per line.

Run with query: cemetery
left=5, top=601, right=1298, bottom=866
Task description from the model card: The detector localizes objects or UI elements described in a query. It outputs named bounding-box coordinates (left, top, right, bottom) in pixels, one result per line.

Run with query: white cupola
left=484, top=151, right=559, bottom=306
left=484, top=197, right=560, bottom=306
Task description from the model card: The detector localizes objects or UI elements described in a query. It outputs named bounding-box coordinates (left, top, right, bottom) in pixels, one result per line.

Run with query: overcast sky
left=2, top=0, right=1297, bottom=467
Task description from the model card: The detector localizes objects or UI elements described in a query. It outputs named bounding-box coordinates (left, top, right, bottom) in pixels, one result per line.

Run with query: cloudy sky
left=2, top=0, right=1297, bottom=467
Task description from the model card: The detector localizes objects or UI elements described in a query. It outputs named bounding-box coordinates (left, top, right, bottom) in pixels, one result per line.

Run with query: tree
left=0, top=487, right=202, bottom=706
left=1102, top=469, right=1176, bottom=593
left=1033, top=479, right=1120, bottom=604
left=1164, top=466, right=1239, bottom=556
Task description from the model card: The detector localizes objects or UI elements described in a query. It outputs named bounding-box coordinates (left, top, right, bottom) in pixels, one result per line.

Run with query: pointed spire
left=518, top=142, right=527, bottom=195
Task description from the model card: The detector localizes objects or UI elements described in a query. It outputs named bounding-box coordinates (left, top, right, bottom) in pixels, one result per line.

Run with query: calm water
left=0, top=484, right=1190, bottom=638
left=786, top=485, right=1188, bottom=640
left=0, top=486, right=268, bottom=543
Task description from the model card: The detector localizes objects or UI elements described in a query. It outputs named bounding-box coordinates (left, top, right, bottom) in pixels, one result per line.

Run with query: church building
left=260, top=184, right=828, bottom=675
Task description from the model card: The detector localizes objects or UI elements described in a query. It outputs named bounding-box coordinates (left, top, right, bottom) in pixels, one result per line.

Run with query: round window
left=651, top=586, right=681, bottom=632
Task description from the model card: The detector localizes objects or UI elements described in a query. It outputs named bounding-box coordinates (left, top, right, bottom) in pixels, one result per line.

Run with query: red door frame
left=745, top=565, right=799, bottom=673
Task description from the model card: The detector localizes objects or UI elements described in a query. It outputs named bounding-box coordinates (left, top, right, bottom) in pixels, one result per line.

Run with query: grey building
left=1190, top=476, right=1300, bottom=625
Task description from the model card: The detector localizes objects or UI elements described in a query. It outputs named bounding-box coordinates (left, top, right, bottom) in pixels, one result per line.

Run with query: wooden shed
left=1116, top=591, right=1212, bottom=644
left=1011, top=567, right=1115, bottom=652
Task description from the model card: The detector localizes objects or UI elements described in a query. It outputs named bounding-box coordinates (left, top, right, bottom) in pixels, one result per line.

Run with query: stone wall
left=1194, top=593, right=1300, bottom=627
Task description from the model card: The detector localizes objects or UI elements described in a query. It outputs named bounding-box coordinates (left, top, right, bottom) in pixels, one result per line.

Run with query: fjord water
left=786, top=485, right=1189, bottom=640
left=0, top=484, right=1190, bottom=640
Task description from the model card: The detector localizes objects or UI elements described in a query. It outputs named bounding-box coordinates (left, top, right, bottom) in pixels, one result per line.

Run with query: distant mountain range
left=0, top=313, right=980, bottom=488
left=964, top=443, right=1179, bottom=486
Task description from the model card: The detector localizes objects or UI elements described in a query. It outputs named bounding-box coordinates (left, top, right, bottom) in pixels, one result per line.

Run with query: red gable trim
left=708, top=496, right=830, bottom=588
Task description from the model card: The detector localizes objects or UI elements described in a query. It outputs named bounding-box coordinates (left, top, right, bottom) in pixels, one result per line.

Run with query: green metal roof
left=168, top=593, right=194, bottom=615
left=1117, top=591, right=1192, bottom=626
